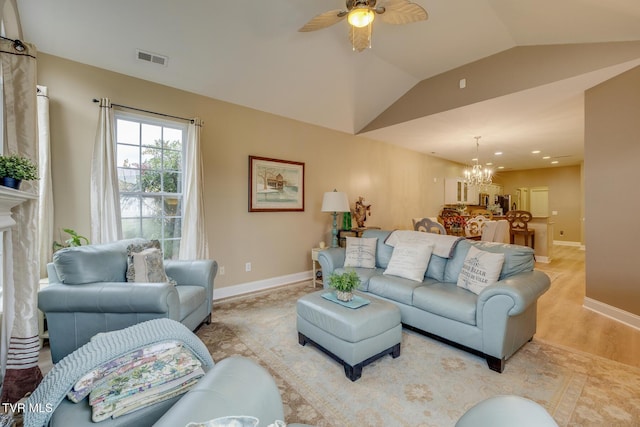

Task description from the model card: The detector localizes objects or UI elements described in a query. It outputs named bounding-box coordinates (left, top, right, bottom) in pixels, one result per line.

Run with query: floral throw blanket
left=67, top=341, right=205, bottom=422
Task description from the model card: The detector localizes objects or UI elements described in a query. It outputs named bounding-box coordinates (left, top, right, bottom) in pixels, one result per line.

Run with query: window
left=115, top=112, right=186, bottom=259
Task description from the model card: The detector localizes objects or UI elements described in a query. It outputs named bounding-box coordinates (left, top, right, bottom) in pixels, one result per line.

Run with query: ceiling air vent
left=136, top=49, right=168, bottom=67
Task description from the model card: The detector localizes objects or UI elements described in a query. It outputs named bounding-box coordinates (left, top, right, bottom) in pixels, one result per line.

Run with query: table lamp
left=321, top=190, right=350, bottom=248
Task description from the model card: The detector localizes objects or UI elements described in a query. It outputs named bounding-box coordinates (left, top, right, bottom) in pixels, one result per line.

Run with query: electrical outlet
left=245, top=262, right=252, bottom=272
left=219, top=266, right=225, bottom=276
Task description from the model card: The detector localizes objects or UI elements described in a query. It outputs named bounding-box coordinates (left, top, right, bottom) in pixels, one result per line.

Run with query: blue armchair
left=38, top=239, right=217, bottom=363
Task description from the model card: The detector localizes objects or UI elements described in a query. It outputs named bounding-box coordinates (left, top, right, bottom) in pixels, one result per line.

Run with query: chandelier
left=464, top=136, right=492, bottom=187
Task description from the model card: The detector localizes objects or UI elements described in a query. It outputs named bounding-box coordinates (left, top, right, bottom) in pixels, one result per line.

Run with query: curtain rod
left=0, top=35, right=37, bottom=59
left=92, top=98, right=194, bottom=124
left=0, top=35, right=25, bottom=51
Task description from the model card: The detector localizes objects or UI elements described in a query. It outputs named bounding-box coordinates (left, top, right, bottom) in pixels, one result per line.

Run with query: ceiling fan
left=299, top=0, right=428, bottom=52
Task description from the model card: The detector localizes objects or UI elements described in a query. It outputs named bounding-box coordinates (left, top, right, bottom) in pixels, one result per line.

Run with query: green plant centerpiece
left=328, top=270, right=361, bottom=302
left=52, top=228, right=90, bottom=252
left=0, top=154, right=39, bottom=190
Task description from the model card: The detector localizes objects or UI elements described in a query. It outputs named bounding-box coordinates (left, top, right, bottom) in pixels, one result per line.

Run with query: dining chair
left=505, top=210, right=535, bottom=248
left=464, top=215, right=487, bottom=239
left=412, top=217, right=447, bottom=235
left=469, top=208, right=493, bottom=220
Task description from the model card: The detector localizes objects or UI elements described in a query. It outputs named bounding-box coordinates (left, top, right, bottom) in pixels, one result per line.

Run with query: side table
left=311, top=248, right=324, bottom=288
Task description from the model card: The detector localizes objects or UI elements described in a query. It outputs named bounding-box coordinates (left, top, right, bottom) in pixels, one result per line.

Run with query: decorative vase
left=1, top=177, right=21, bottom=190
left=335, top=290, right=354, bottom=302
left=342, top=211, right=352, bottom=231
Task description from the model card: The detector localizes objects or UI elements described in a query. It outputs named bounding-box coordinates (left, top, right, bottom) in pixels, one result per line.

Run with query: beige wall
left=37, top=53, right=463, bottom=291
left=584, top=65, right=640, bottom=317
left=496, top=165, right=583, bottom=244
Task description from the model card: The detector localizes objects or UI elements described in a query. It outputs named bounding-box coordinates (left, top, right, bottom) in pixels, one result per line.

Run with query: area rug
left=197, top=282, right=640, bottom=427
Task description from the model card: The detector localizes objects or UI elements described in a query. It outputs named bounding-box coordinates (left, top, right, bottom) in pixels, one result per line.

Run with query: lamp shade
left=321, top=191, right=350, bottom=213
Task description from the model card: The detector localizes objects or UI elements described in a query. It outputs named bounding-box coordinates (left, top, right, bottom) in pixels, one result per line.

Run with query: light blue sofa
left=318, top=229, right=550, bottom=372
left=38, top=239, right=217, bottom=363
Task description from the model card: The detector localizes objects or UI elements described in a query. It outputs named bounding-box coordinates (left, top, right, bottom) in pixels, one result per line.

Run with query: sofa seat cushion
left=368, top=275, right=436, bottom=306
left=334, top=267, right=383, bottom=292
left=412, top=283, right=478, bottom=326
left=176, top=286, right=206, bottom=321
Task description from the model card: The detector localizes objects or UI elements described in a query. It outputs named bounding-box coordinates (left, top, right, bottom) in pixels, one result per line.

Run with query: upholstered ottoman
left=296, top=290, right=402, bottom=381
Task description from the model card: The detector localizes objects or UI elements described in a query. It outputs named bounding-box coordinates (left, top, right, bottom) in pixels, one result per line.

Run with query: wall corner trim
left=583, top=297, right=640, bottom=330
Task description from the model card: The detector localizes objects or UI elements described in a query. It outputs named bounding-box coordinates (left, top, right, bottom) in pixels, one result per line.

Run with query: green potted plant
left=328, top=270, right=361, bottom=302
left=52, top=228, right=90, bottom=252
left=0, top=154, right=39, bottom=190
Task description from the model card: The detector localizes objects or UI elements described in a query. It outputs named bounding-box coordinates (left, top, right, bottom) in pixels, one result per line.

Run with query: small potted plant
left=328, top=270, right=361, bottom=302
left=0, top=154, right=39, bottom=190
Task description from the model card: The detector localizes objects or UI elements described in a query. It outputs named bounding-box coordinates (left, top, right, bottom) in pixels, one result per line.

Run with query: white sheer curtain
left=90, top=98, right=122, bottom=244
left=179, top=118, right=209, bottom=259
left=0, top=38, right=42, bottom=403
left=37, top=85, right=53, bottom=278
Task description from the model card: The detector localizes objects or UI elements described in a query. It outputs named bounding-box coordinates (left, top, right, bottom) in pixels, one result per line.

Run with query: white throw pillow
left=132, top=247, right=169, bottom=283
left=343, top=237, right=377, bottom=269
left=126, top=240, right=162, bottom=282
left=457, top=246, right=505, bottom=295
left=383, top=242, right=434, bottom=282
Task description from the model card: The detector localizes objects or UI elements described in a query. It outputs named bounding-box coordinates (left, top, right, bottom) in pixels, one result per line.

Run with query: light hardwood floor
left=535, top=244, right=640, bottom=369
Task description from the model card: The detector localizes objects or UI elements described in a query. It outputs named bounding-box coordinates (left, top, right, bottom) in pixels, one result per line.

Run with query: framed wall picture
left=249, top=156, right=305, bottom=212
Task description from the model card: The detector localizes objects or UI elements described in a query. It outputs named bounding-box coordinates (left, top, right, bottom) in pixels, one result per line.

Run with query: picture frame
left=249, top=156, right=305, bottom=212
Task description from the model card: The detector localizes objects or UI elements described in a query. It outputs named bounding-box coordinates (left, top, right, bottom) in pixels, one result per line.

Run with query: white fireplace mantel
left=0, top=185, right=37, bottom=231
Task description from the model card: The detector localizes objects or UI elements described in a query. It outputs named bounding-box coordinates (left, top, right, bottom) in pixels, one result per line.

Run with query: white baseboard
left=535, top=256, right=551, bottom=263
left=583, top=297, right=640, bottom=330
left=213, top=271, right=313, bottom=300
left=554, top=240, right=585, bottom=250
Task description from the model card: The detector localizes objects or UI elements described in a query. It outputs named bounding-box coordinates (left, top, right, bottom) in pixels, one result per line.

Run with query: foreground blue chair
left=456, top=395, right=558, bottom=427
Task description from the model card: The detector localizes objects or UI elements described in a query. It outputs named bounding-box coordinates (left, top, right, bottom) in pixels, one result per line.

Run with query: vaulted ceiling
left=17, top=0, right=640, bottom=170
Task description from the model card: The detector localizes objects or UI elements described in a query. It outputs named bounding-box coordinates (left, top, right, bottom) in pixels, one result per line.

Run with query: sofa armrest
left=165, top=259, right=217, bottom=315
left=477, top=270, right=550, bottom=318
left=165, top=259, right=217, bottom=289
left=38, top=282, right=181, bottom=316
left=317, top=248, right=346, bottom=287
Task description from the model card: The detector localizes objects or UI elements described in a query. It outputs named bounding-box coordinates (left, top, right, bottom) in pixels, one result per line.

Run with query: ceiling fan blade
left=298, top=9, right=348, bottom=32
left=377, top=0, right=428, bottom=25
left=349, top=25, right=372, bottom=52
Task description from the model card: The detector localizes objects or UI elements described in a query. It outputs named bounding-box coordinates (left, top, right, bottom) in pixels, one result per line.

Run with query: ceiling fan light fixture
left=348, top=7, right=375, bottom=28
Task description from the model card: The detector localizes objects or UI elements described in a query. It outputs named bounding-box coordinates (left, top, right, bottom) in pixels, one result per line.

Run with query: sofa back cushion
left=53, top=239, right=146, bottom=285
left=444, top=239, right=535, bottom=283
left=362, top=229, right=449, bottom=282
left=362, top=229, right=394, bottom=269
left=425, top=255, right=447, bottom=282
